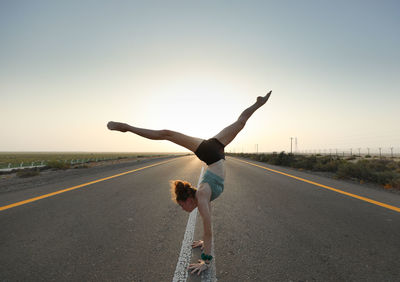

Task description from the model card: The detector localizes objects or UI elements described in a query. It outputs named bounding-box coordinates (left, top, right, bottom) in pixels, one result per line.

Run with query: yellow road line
left=0, top=159, right=173, bottom=212
left=234, top=158, right=400, bottom=213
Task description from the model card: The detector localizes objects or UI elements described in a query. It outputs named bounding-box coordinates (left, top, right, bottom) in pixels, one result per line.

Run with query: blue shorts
left=201, top=170, right=224, bottom=201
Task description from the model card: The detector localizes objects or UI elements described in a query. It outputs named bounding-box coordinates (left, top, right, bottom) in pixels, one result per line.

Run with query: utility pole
left=391, top=147, right=394, bottom=158
left=379, top=147, right=382, bottom=159
left=358, top=148, right=361, bottom=157
left=290, top=137, right=293, bottom=154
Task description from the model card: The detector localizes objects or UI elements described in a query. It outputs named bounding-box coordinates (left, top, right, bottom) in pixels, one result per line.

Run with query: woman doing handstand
left=107, top=90, right=272, bottom=275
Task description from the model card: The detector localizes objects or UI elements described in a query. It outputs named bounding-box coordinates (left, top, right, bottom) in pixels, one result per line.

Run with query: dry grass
left=0, top=152, right=169, bottom=169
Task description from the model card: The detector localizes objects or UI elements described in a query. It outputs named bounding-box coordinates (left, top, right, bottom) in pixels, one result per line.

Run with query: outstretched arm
left=188, top=190, right=212, bottom=275
left=197, top=196, right=212, bottom=256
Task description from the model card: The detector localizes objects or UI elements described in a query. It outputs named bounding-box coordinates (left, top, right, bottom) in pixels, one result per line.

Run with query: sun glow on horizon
left=135, top=72, right=257, bottom=140
left=1, top=2, right=399, bottom=153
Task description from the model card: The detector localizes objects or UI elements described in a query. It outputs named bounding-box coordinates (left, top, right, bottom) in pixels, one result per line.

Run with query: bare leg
left=214, top=91, right=272, bottom=146
left=107, top=122, right=203, bottom=152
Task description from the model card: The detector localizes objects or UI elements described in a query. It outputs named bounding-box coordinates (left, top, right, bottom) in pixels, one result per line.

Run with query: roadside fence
left=0, top=157, right=123, bottom=172
left=228, top=146, right=400, bottom=159
left=295, top=147, right=399, bottom=159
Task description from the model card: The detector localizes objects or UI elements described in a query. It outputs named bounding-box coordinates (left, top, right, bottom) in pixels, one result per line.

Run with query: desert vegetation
left=228, top=152, right=400, bottom=190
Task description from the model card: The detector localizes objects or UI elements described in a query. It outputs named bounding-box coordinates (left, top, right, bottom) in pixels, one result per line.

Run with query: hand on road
left=191, top=240, right=204, bottom=250
left=188, top=260, right=208, bottom=275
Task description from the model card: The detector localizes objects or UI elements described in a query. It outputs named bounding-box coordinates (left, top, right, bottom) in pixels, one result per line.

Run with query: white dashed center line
left=172, top=167, right=217, bottom=281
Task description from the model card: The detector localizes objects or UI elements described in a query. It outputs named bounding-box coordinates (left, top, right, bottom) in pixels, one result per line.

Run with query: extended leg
left=107, top=122, right=203, bottom=152
left=213, top=91, right=272, bottom=146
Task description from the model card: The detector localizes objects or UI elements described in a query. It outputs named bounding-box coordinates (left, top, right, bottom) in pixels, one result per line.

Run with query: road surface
left=1, top=156, right=399, bottom=281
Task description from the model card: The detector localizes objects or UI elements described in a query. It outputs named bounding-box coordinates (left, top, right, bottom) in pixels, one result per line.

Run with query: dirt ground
left=0, top=155, right=182, bottom=194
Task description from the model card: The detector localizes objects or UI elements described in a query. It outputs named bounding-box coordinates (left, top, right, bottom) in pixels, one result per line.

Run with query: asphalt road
left=1, top=156, right=399, bottom=281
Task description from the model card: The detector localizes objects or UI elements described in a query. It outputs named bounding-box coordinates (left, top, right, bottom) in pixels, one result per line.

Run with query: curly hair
left=169, top=180, right=197, bottom=203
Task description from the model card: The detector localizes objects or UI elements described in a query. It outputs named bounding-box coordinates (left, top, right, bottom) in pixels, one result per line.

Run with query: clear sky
left=1, top=0, right=399, bottom=154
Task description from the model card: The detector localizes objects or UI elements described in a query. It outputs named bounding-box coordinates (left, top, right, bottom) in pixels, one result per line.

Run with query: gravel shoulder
left=0, top=155, right=186, bottom=195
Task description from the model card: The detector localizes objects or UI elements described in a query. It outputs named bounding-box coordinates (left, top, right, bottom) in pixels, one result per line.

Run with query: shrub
left=375, top=171, right=398, bottom=186
left=16, top=169, right=40, bottom=178
left=314, top=159, right=343, bottom=172
left=46, top=161, right=70, bottom=170
left=269, top=152, right=295, bottom=166
left=367, top=159, right=391, bottom=172
left=229, top=153, right=400, bottom=189
left=392, top=178, right=400, bottom=190
left=253, top=154, right=268, bottom=162
left=337, top=162, right=359, bottom=179
left=293, top=155, right=317, bottom=170
left=337, top=160, right=400, bottom=186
